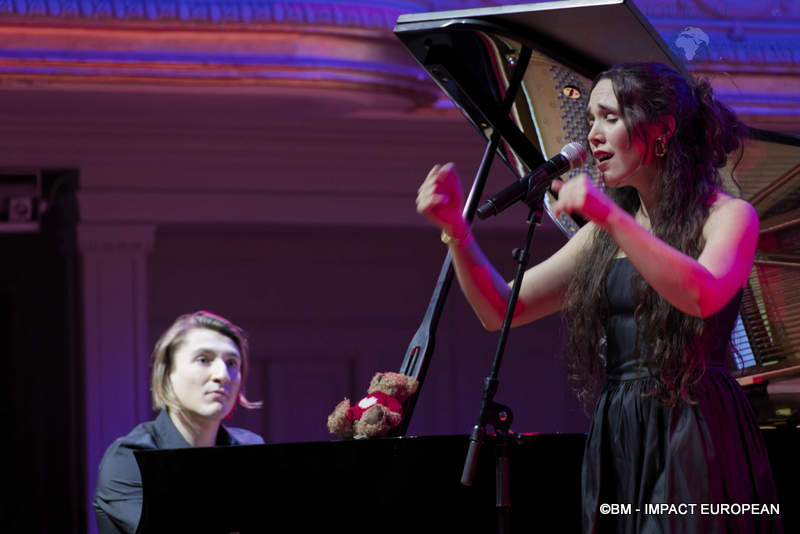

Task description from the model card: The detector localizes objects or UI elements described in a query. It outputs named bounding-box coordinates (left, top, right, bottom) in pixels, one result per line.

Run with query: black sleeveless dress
left=582, top=258, right=781, bottom=533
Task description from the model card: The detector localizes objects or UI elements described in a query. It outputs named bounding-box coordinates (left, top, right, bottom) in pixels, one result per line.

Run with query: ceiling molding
left=0, top=0, right=411, bottom=30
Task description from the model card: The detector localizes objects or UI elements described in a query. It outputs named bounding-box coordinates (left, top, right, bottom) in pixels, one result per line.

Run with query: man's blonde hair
left=150, top=311, right=261, bottom=412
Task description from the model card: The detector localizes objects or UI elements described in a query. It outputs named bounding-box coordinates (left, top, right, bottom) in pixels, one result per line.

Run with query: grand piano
left=135, top=1, right=800, bottom=532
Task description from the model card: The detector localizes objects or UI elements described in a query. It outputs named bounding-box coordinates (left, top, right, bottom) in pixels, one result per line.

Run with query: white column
left=79, top=223, right=155, bottom=534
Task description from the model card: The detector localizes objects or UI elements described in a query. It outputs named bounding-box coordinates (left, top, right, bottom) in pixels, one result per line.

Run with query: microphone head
left=559, top=142, right=588, bottom=169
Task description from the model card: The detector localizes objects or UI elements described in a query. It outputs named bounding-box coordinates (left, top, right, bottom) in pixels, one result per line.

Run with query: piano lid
left=394, top=1, right=800, bottom=425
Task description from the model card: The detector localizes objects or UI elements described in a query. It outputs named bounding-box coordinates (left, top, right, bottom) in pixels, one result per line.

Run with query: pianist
left=93, top=311, right=264, bottom=534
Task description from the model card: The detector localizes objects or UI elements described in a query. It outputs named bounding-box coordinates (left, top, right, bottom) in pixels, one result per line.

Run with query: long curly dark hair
left=562, top=63, right=744, bottom=408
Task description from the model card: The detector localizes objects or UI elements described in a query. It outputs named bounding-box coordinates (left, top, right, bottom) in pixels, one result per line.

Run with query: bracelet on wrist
left=440, top=228, right=471, bottom=245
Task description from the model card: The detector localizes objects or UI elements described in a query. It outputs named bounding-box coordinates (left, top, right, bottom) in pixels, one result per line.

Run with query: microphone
left=476, top=142, right=588, bottom=219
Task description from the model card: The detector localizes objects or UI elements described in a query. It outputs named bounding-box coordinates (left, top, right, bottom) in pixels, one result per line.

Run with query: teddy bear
left=327, top=371, right=419, bottom=439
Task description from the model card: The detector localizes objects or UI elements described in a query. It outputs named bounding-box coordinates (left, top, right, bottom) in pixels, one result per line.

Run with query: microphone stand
left=461, top=184, right=547, bottom=534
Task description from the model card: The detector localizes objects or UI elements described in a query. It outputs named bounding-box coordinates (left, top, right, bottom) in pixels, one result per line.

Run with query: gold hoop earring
left=654, top=137, right=667, bottom=157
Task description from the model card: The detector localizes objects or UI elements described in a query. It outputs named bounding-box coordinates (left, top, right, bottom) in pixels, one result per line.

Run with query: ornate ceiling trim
left=0, top=0, right=407, bottom=29
left=1, top=0, right=799, bottom=124
left=0, top=12, right=440, bottom=110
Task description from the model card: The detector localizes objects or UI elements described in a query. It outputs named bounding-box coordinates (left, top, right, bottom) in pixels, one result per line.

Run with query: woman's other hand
left=550, top=174, right=614, bottom=228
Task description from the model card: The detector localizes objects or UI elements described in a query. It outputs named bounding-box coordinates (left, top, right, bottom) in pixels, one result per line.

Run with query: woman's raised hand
left=550, top=174, right=614, bottom=228
left=416, top=162, right=469, bottom=239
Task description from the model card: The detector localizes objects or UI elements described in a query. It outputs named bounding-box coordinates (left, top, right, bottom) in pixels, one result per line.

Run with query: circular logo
left=672, top=26, right=711, bottom=62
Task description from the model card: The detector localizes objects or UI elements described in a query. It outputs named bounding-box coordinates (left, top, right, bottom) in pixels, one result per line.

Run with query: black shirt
left=93, top=410, right=263, bottom=534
